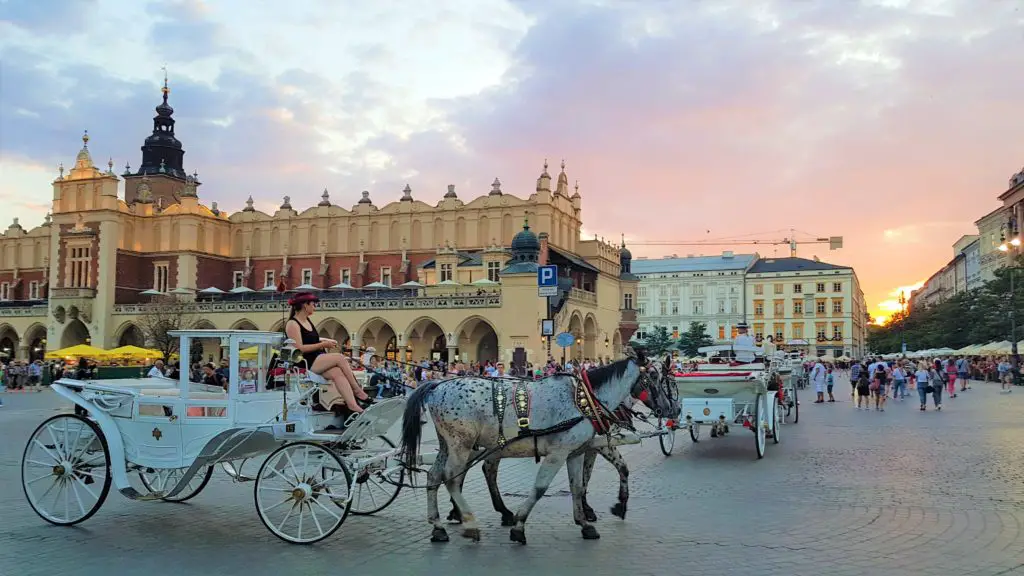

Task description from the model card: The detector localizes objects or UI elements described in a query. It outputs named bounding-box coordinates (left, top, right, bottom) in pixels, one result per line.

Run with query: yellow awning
left=239, top=346, right=279, bottom=361
left=44, top=344, right=108, bottom=360
left=103, top=345, right=164, bottom=360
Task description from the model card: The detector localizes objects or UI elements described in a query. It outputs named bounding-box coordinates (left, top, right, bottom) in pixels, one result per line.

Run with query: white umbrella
left=436, top=279, right=461, bottom=286
left=399, top=280, right=424, bottom=288
left=230, top=286, right=254, bottom=293
left=363, top=281, right=389, bottom=289
left=259, top=285, right=277, bottom=292
left=292, top=283, right=320, bottom=291
left=199, top=286, right=226, bottom=294
left=140, top=289, right=164, bottom=296
left=471, top=278, right=498, bottom=286
left=171, top=287, right=194, bottom=295
left=329, top=282, right=353, bottom=290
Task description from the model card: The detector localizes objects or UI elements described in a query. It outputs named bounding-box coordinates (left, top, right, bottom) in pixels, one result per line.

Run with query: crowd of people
left=802, top=354, right=1019, bottom=413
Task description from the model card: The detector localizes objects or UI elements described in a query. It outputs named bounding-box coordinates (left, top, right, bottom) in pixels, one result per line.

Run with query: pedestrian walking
left=825, top=365, right=836, bottom=402
left=811, top=359, right=827, bottom=403
left=891, top=362, right=907, bottom=400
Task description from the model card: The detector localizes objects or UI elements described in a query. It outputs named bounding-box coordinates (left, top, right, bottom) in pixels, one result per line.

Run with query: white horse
left=400, top=357, right=644, bottom=544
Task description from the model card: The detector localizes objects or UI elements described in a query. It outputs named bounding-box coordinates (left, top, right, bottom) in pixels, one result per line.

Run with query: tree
left=678, top=321, right=714, bottom=357
left=135, top=300, right=200, bottom=361
left=643, top=325, right=675, bottom=357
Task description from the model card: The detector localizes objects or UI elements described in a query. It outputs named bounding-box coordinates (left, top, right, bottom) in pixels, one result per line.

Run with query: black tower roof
left=136, top=74, right=186, bottom=180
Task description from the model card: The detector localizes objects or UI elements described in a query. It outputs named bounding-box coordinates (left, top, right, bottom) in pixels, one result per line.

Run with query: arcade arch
left=230, top=319, right=259, bottom=331
left=567, top=312, right=584, bottom=360
left=404, top=317, right=448, bottom=362
left=61, top=319, right=91, bottom=348
left=191, top=319, right=221, bottom=364
left=583, top=314, right=598, bottom=360
left=357, top=317, right=397, bottom=360
left=454, top=315, right=499, bottom=364
left=316, top=318, right=351, bottom=352
left=24, top=323, right=47, bottom=362
left=114, top=322, right=146, bottom=347
left=0, top=323, right=19, bottom=360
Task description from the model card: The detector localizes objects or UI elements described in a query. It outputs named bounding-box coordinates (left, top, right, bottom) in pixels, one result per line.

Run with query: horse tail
left=400, top=379, right=441, bottom=470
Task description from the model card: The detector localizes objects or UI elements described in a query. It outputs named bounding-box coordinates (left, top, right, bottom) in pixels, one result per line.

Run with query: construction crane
left=629, top=229, right=843, bottom=258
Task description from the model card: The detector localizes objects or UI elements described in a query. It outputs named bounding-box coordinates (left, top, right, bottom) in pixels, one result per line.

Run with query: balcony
left=619, top=308, right=637, bottom=324
left=113, top=293, right=502, bottom=315
left=51, top=287, right=96, bottom=299
left=568, top=288, right=597, bottom=305
left=0, top=303, right=48, bottom=318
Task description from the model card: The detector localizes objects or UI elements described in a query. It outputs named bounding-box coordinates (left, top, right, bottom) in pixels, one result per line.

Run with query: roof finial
left=319, top=187, right=331, bottom=207
left=82, top=130, right=89, bottom=147
left=161, top=65, right=169, bottom=103
left=107, top=157, right=114, bottom=174
left=543, top=158, right=549, bottom=173
left=244, top=196, right=255, bottom=211
left=560, top=158, right=566, bottom=171
left=57, top=163, right=64, bottom=179
left=523, top=214, right=530, bottom=230
left=621, top=233, right=625, bottom=248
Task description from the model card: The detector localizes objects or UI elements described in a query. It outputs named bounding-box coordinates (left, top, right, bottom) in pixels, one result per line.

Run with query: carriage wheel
left=344, top=436, right=404, bottom=516
left=255, top=441, right=353, bottom=544
left=786, top=384, right=799, bottom=424
left=139, top=465, right=214, bottom=502
left=658, top=418, right=675, bottom=456
left=772, top=397, right=782, bottom=445
left=688, top=423, right=700, bottom=443
left=22, top=413, right=111, bottom=526
left=753, top=394, right=766, bottom=459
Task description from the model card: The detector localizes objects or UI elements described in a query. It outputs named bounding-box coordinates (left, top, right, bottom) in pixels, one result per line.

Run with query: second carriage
left=672, top=344, right=788, bottom=459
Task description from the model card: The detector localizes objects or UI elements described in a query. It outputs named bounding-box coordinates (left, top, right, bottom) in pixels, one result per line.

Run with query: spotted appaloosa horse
left=400, top=357, right=644, bottom=544
left=446, top=355, right=680, bottom=527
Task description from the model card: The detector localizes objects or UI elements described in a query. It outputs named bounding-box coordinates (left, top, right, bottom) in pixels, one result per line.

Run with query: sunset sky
left=1, top=0, right=1021, bottom=322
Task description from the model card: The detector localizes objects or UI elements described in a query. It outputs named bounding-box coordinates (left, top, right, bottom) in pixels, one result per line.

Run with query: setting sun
left=871, top=281, right=925, bottom=325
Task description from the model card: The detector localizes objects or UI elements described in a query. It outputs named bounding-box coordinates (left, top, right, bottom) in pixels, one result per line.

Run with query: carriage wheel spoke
left=309, top=492, right=341, bottom=521
left=26, top=472, right=53, bottom=485
left=72, top=473, right=100, bottom=501
left=282, top=448, right=301, bottom=484
left=277, top=500, right=299, bottom=533
left=25, top=459, right=54, bottom=468
left=46, top=424, right=66, bottom=460
left=265, top=464, right=297, bottom=487
left=68, top=477, right=88, bottom=518
left=33, top=439, right=61, bottom=463
left=305, top=501, right=325, bottom=537
left=68, top=421, right=86, bottom=462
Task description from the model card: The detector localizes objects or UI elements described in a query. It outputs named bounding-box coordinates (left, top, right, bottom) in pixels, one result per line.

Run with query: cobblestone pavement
left=1, top=377, right=1023, bottom=576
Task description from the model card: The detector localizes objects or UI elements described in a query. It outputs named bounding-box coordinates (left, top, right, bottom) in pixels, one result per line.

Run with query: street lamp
left=898, top=291, right=907, bottom=355
left=999, top=218, right=1020, bottom=374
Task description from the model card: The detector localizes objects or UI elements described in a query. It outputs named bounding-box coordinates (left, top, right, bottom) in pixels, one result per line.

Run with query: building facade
left=976, top=206, right=1011, bottom=284
left=630, top=252, right=757, bottom=344
left=0, top=84, right=638, bottom=366
left=744, top=257, right=867, bottom=358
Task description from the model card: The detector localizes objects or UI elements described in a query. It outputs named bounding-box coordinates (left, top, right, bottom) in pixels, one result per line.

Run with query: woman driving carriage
left=284, top=291, right=373, bottom=414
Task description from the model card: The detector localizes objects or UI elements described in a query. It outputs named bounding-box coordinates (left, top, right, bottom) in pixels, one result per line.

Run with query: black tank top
left=289, top=318, right=322, bottom=367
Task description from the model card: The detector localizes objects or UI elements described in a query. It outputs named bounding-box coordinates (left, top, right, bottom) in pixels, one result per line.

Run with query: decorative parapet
left=50, top=288, right=97, bottom=299
left=113, top=294, right=502, bottom=315
left=0, top=305, right=48, bottom=318
left=568, top=287, right=597, bottom=305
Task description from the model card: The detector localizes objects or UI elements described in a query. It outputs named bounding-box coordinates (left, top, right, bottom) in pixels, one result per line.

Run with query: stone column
left=447, top=344, right=459, bottom=364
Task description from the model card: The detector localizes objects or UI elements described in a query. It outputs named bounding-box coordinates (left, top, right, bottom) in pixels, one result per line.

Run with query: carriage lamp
left=604, top=337, right=609, bottom=347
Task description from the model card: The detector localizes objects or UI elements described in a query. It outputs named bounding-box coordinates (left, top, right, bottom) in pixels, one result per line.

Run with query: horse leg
left=580, top=449, right=598, bottom=522
left=426, top=442, right=449, bottom=543
left=567, top=453, right=600, bottom=540
left=509, top=455, right=565, bottom=545
left=596, top=445, right=629, bottom=519
left=443, top=448, right=481, bottom=541
left=482, top=457, right=515, bottom=526
left=446, top=472, right=466, bottom=524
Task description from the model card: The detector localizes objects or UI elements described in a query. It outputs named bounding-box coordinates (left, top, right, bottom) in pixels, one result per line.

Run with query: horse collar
left=576, top=370, right=615, bottom=435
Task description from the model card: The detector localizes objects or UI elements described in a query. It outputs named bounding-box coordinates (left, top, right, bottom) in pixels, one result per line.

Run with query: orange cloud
left=871, top=281, right=925, bottom=325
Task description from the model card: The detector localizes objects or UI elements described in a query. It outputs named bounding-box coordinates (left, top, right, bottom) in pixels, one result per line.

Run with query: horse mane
left=584, top=358, right=634, bottom=389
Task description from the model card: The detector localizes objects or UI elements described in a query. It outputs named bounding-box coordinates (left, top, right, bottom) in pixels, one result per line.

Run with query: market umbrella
left=238, top=346, right=280, bottom=361
left=363, top=281, right=389, bottom=289
left=329, top=282, right=353, bottom=290
left=230, top=286, right=254, bottom=294
left=199, top=286, right=226, bottom=294
left=44, top=344, right=108, bottom=360
left=399, top=280, right=424, bottom=288
left=103, top=345, right=164, bottom=360
left=292, top=283, right=320, bottom=291
left=471, top=278, right=499, bottom=286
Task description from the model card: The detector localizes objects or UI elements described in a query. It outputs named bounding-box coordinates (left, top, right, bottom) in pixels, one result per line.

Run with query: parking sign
left=537, top=265, right=558, bottom=297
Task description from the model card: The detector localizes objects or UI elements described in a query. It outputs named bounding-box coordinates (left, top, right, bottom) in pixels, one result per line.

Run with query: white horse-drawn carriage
left=21, top=329, right=415, bottom=544
left=672, top=344, right=790, bottom=459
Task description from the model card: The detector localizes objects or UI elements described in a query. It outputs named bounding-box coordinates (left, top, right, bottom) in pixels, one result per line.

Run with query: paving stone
left=0, top=376, right=1021, bottom=575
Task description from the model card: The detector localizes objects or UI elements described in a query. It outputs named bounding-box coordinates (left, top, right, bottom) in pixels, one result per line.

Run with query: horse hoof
left=610, top=502, right=627, bottom=519
left=447, top=509, right=463, bottom=524
left=581, top=525, right=601, bottom=540
left=509, top=528, right=527, bottom=545
left=431, top=527, right=450, bottom=543
left=462, top=528, right=481, bottom=542
left=500, top=513, right=516, bottom=527
left=584, top=508, right=598, bottom=522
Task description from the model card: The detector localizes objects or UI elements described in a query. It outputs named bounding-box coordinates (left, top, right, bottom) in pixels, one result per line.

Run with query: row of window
left=637, top=284, right=739, bottom=298
left=750, top=323, right=844, bottom=341
left=636, top=323, right=845, bottom=342
left=752, top=299, right=843, bottom=316
left=636, top=271, right=741, bottom=279
left=0, top=281, right=41, bottom=301
left=637, top=299, right=741, bottom=316
left=752, top=281, right=843, bottom=295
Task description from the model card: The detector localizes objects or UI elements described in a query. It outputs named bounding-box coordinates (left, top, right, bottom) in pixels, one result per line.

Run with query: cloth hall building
left=0, top=83, right=639, bottom=367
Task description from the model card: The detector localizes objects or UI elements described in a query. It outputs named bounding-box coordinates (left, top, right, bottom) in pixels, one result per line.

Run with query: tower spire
left=161, top=65, right=169, bottom=104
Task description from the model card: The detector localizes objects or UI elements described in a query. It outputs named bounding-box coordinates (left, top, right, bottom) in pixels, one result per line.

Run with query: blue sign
left=538, top=265, right=558, bottom=287
left=555, top=332, right=576, bottom=348
left=538, top=265, right=558, bottom=297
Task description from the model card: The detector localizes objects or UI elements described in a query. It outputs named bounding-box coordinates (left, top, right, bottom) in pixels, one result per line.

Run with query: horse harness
left=491, top=371, right=628, bottom=462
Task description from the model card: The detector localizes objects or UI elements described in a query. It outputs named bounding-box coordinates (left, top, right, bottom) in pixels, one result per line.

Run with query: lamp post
left=898, top=292, right=907, bottom=355
left=998, top=219, right=1021, bottom=375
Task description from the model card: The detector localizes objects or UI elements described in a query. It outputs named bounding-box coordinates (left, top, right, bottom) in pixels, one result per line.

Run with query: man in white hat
left=733, top=322, right=756, bottom=363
